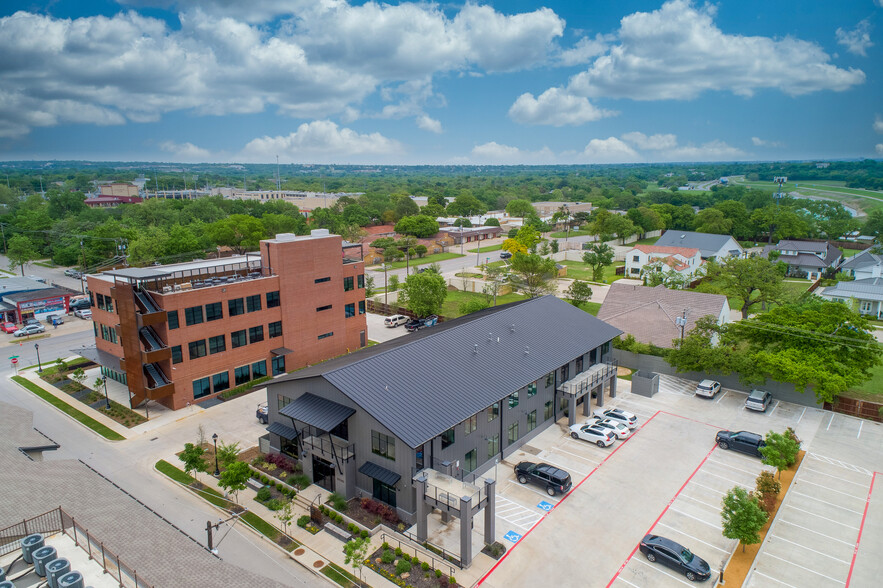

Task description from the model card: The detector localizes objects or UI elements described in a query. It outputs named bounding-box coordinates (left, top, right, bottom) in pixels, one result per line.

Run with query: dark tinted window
left=188, top=339, right=206, bottom=359
left=246, top=294, right=261, bottom=312
left=168, top=310, right=179, bottom=330
left=205, top=302, right=223, bottom=321
left=184, top=306, right=204, bottom=326
left=209, top=335, right=226, bottom=354
left=268, top=321, right=282, bottom=338
left=212, top=371, right=230, bottom=393
left=228, top=298, right=244, bottom=316
left=314, top=276, right=330, bottom=283
left=231, top=329, right=247, bottom=348
left=171, top=345, right=183, bottom=364
left=253, top=360, right=268, bottom=378
left=249, top=325, right=264, bottom=343
left=266, top=291, right=280, bottom=308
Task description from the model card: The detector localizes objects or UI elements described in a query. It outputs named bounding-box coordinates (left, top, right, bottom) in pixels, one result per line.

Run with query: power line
left=735, top=319, right=880, bottom=350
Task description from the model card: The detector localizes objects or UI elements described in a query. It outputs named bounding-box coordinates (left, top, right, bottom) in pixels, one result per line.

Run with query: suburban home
left=817, top=278, right=883, bottom=319
left=262, top=295, right=621, bottom=563
left=597, top=283, right=730, bottom=348
left=838, top=248, right=883, bottom=280
left=762, top=240, right=842, bottom=280
left=654, top=230, right=743, bottom=260
left=624, top=245, right=703, bottom=280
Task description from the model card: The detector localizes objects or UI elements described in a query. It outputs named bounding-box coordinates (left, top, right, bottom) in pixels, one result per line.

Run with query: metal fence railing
left=0, top=509, right=63, bottom=556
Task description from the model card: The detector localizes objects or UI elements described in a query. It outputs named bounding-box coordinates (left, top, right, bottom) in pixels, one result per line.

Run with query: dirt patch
left=238, top=446, right=261, bottom=463
left=616, top=366, right=633, bottom=377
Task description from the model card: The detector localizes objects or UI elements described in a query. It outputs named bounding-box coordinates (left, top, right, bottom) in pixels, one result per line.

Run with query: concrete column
left=609, top=376, right=618, bottom=399
left=582, top=393, right=590, bottom=417
left=596, top=384, right=605, bottom=408
left=460, top=495, right=473, bottom=568
left=568, top=395, right=577, bottom=426
left=484, top=478, right=496, bottom=546
left=415, top=474, right=428, bottom=542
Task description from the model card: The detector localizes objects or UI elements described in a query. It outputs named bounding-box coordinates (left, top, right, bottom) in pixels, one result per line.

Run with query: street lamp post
left=382, top=264, right=388, bottom=306
left=102, top=375, right=110, bottom=409
left=212, top=433, right=220, bottom=477
left=34, top=343, right=42, bottom=373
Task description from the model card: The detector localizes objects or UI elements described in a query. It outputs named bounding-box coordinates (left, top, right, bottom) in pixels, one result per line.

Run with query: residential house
left=817, top=278, right=883, bottom=319
left=838, top=249, right=883, bottom=280
left=531, top=201, right=594, bottom=217
left=654, top=230, right=743, bottom=260
left=762, top=240, right=842, bottom=280
left=624, top=245, right=703, bottom=280
left=439, top=226, right=503, bottom=244
left=597, top=283, right=730, bottom=348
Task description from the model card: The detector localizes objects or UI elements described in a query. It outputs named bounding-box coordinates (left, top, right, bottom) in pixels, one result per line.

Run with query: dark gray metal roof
left=655, top=230, right=740, bottom=258
left=279, top=392, right=355, bottom=432
left=266, top=422, right=298, bottom=439
left=4, top=287, right=78, bottom=302
left=272, top=296, right=622, bottom=449
left=71, top=345, right=122, bottom=370
left=271, top=347, right=294, bottom=356
left=99, top=267, right=172, bottom=280
left=358, top=461, right=401, bottom=486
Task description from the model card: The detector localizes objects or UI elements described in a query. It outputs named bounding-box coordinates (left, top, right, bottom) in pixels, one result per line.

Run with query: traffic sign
left=11, top=358, right=18, bottom=365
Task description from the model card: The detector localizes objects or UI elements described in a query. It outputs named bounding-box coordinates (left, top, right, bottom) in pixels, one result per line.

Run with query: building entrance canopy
left=279, top=393, right=355, bottom=432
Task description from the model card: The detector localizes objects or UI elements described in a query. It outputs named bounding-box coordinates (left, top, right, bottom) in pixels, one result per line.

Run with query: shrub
left=395, top=547, right=403, bottom=557
left=421, top=562, right=430, bottom=572
left=260, top=475, right=269, bottom=484
left=402, top=553, right=411, bottom=562
left=411, top=556, right=419, bottom=567
left=269, top=479, right=276, bottom=487
left=266, top=499, right=285, bottom=511
left=266, top=463, right=277, bottom=472
left=297, top=515, right=310, bottom=528
left=319, top=505, right=328, bottom=515
left=329, top=491, right=349, bottom=512
left=359, top=497, right=401, bottom=525
left=381, top=550, right=395, bottom=564
left=360, top=529, right=369, bottom=539
left=348, top=523, right=358, bottom=533
left=382, top=542, right=390, bottom=550
left=256, top=486, right=271, bottom=501
left=265, top=453, right=292, bottom=472
left=450, top=577, right=456, bottom=585
left=287, top=474, right=310, bottom=489
left=435, top=569, right=443, bottom=578
left=395, top=559, right=411, bottom=576
left=251, top=456, right=266, bottom=466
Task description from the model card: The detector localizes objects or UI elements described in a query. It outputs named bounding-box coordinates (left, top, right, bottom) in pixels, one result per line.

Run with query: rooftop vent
left=524, top=346, right=530, bottom=355
left=21, top=533, right=44, bottom=564
left=58, top=571, right=85, bottom=588
left=474, top=344, right=478, bottom=355
left=46, top=558, right=71, bottom=588
left=510, top=323, right=515, bottom=333
left=33, top=545, right=58, bottom=577
left=310, top=229, right=330, bottom=238
left=274, top=233, right=297, bottom=241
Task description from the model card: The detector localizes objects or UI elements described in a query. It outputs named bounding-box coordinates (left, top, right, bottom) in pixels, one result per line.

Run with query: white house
left=838, top=249, right=883, bottom=280
left=654, top=230, right=744, bottom=260
left=818, top=278, right=883, bottom=319
left=762, top=240, right=842, bottom=280
left=625, top=245, right=703, bottom=280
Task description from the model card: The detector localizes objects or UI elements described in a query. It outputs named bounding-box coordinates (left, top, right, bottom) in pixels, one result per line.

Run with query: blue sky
left=1, top=0, right=881, bottom=164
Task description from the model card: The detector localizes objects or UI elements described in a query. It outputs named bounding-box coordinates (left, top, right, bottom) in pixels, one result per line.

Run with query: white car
left=74, top=308, right=93, bottom=319
left=14, top=324, right=45, bottom=337
left=586, top=417, right=631, bottom=440
left=695, top=380, right=721, bottom=398
left=593, top=407, right=638, bottom=430
left=383, top=314, right=408, bottom=328
left=569, top=423, right=615, bottom=447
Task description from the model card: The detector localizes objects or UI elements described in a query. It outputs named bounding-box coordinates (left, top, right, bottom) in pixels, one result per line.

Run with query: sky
left=0, top=0, right=881, bottom=165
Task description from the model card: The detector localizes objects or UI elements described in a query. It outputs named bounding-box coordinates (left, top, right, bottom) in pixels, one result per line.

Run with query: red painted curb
left=846, top=471, right=877, bottom=587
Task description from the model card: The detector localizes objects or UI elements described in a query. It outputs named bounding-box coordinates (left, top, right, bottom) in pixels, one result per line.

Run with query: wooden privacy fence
left=824, top=397, right=883, bottom=422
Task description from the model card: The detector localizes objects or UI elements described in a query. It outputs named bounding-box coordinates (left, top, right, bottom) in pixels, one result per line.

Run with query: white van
left=384, top=314, right=408, bottom=328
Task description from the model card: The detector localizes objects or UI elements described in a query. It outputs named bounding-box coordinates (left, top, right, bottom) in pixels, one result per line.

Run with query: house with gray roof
left=762, top=239, right=842, bottom=280
left=263, top=296, right=621, bottom=534
left=817, top=278, right=883, bottom=319
left=654, top=230, right=743, bottom=260
left=838, top=248, right=883, bottom=280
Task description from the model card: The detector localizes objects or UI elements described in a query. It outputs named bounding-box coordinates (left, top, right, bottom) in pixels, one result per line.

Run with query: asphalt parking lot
left=479, top=374, right=883, bottom=588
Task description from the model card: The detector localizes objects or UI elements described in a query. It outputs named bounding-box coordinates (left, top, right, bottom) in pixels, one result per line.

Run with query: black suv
left=715, top=430, right=765, bottom=457
left=639, top=534, right=711, bottom=582
left=513, top=462, right=572, bottom=496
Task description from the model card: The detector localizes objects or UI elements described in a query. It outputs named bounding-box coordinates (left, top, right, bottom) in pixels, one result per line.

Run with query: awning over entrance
left=71, top=345, right=123, bottom=371
left=267, top=422, right=298, bottom=440
left=279, top=393, right=355, bottom=432
left=270, top=347, right=294, bottom=356
left=359, top=461, right=401, bottom=486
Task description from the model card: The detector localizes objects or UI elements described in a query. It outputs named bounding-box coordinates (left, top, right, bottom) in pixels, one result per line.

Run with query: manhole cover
left=294, top=549, right=305, bottom=556
left=313, top=560, right=324, bottom=568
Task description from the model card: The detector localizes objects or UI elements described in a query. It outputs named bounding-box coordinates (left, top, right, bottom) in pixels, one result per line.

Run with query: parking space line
left=827, top=413, right=835, bottom=430
left=778, top=520, right=855, bottom=545
left=771, top=535, right=851, bottom=564
left=614, top=577, right=641, bottom=588
left=798, top=479, right=866, bottom=500
left=764, top=553, right=846, bottom=584
left=846, top=471, right=877, bottom=588
left=706, top=457, right=768, bottom=478
left=792, top=491, right=864, bottom=514
left=633, top=557, right=697, bottom=587
left=656, top=522, right=729, bottom=553
left=690, top=480, right=729, bottom=496
left=809, top=453, right=873, bottom=476
left=768, top=400, right=780, bottom=417
left=784, top=504, right=860, bottom=530
left=698, top=470, right=751, bottom=489
left=857, top=421, right=863, bottom=439
left=677, top=492, right=722, bottom=511
left=802, top=466, right=872, bottom=488
left=505, top=480, right=562, bottom=501
left=535, top=457, right=589, bottom=478
left=751, top=569, right=801, bottom=588
left=797, top=407, right=807, bottom=423
left=716, top=390, right=728, bottom=404
left=667, top=506, right=721, bottom=530
left=555, top=445, right=603, bottom=465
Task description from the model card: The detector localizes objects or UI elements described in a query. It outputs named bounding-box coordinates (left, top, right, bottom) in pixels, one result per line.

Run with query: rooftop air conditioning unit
left=21, top=533, right=44, bottom=563
left=58, top=571, right=85, bottom=588
left=33, top=545, right=58, bottom=577
left=0, top=581, right=13, bottom=588
left=46, top=558, right=71, bottom=588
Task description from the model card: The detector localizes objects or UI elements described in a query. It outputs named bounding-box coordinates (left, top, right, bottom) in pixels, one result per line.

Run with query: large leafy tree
left=7, top=234, right=40, bottom=275
left=205, top=214, right=266, bottom=254
left=446, top=194, right=486, bottom=217
left=694, top=208, right=733, bottom=235
left=721, top=487, right=768, bottom=552
left=510, top=253, right=557, bottom=298
left=750, top=205, right=808, bottom=242
left=395, top=214, right=440, bottom=238
left=400, top=270, right=447, bottom=317
left=505, top=199, right=534, bottom=219
left=582, top=243, right=614, bottom=282
left=564, top=280, right=593, bottom=308
left=700, top=256, right=786, bottom=319
left=759, top=431, right=800, bottom=479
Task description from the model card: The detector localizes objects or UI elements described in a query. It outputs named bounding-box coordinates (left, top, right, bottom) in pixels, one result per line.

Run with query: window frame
left=268, top=320, right=282, bottom=338
left=246, top=294, right=262, bottom=313
left=345, top=303, right=355, bottom=318
left=234, top=365, right=251, bottom=385
left=231, top=329, right=247, bottom=348
left=205, top=302, right=223, bottom=322
left=167, top=310, right=179, bottom=330
left=266, top=291, right=281, bottom=308
left=188, top=339, right=207, bottom=360
left=184, top=305, right=204, bottom=326
left=208, top=334, right=226, bottom=355
left=212, top=371, right=230, bottom=393
left=371, top=430, right=396, bottom=461
left=192, top=377, right=211, bottom=399
left=248, top=325, right=264, bottom=344
left=228, top=298, right=245, bottom=317
left=464, top=414, right=477, bottom=435
left=441, top=427, right=455, bottom=449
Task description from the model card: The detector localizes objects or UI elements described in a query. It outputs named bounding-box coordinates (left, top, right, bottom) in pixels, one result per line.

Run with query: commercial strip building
left=0, top=278, right=79, bottom=323
left=263, top=296, right=621, bottom=563
left=83, top=230, right=368, bottom=411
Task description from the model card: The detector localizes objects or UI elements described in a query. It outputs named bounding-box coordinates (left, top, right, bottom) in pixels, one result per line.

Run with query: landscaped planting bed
left=367, top=543, right=460, bottom=588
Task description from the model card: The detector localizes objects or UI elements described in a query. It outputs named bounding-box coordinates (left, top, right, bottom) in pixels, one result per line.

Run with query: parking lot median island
left=12, top=375, right=126, bottom=441
left=718, top=450, right=806, bottom=587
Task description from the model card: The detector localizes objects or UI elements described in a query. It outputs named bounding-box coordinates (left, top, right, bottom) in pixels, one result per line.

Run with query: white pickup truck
left=384, top=314, right=408, bottom=327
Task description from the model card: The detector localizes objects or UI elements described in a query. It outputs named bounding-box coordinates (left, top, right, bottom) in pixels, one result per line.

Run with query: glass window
left=576, top=356, right=584, bottom=373
left=345, top=303, right=355, bottom=318
left=193, top=377, right=211, bottom=399
left=316, top=304, right=332, bottom=312
left=441, top=427, right=455, bottom=449
left=231, top=329, right=247, bottom=348
left=487, top=434, right=500, bottom=459
left=318, top=332, right=333, bottom=340
left=234, top=365, right=251, bottom=385
left=464, top=449, right=477, bottom=473
left=464, top=414, right=477, bottom=435
left=205, top=302, right=223, bottom=322
left=488, top=401, right=500, bottom=421
left=357, top=274, right=365, bottom=289
left=560, top=364, right=569, bottom=382
left=507, top=422, right=519, bottom=446
left=246, top=294, right=262, bottom=312
left=252, top=360, right=268, bottom=378
left=278, top=394, right=291, bottom=410
left=373, top=479, right=396, bottom=508
left=248, top=325, right=264, bottom=343
left=544, top=400, right=553, bottom=421
left=184, top=306, right=204, bottom=326
left=171, top=345, right=183, bottom=364
left=168, top=310, right=179, bottom=330
left=371, top=430, right=396, bottom=461
left=188, top=339, right=206, bottom=359
left=527, top=382, right=537, bottom=397
left=545, top=372, right=554, bottom=387
left=105, top=296, right=113, bottom=313
left=344, top=276, right=354, bottom=291
left=228, top=298, right=245, bottom=316
left=271, top=356, right=284, bottom=375
left=212, top=371, right=230, bottom=393
left=209, top=334, right=226, bottom=354
left=314, top=276, right=331, bottom=283
left=358, top=301, right=366, bottom=315
left=527, top=410, right=537, bottom=432
left=266, top=291, right=280, bottom=308
left=268, top=321, right=282, bottom=338
left=508, top=391, right=519, bottom=409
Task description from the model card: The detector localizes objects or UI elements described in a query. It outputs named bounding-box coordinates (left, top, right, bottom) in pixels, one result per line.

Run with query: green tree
left=863, top=209, right=883, bottom=237
left=755, top=470, right=781, bottom=513
left=178, top=443, right=207, bottom=481
left=510, top=253, right=557, bottom=298
left=758, top=431, right=799, bottom=478
left=446, top=194, right=486, bottom=217
left=582, top=243, right=615, bottom=282
left=714, top=200, right=753, bottom=239
left=70, top=368, right=87, bottom=389
left=395, top=215, right=439, bottom=238
left=505, top=199, right=534, bottom=219
left=215, top=441, right=241, bottom=469
left=276, top=500, right=293, bottom=536
left=459, top=298, right=490, bottom=315
left=668, top=316, right=743, bottom=374
left=484, top=218, right=501, bottom=227
left=388, top=274, right=399, bottom=293
left=514, top=225, right=542, bottom=252
left=7, top=234, right=39, bottom=276
left=364, top=275, right=376, bottom=297
left=750, top=205, right=808, bottom=242
left=217, top=460, right=251, bottom=503
left=400, top=270, right=447, bottom=317
left=420, top=202, right=446, bottom=218
left=565, top=280, right=593, bottom=308
left=414, top=244, right=428, bottom=258
left=550, top=239, right=559, bottom=253
left=721, top=487, right=768, bottom=552
left=694, top=208, right=733, bottom=235
left=394, top=196, right=419, bottom=220
left=206, top=214, right=266, bottom=254
left=343, top=536, right=371, bottom=585
left=701, top=256, right=785, bottom=319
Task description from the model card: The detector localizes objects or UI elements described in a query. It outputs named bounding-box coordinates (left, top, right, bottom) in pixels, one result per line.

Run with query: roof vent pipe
left=510, top=323, right=515, bottom=333
left=524, top=346, right=530, bottom=354
left=474, top=344, right=478, bottom=355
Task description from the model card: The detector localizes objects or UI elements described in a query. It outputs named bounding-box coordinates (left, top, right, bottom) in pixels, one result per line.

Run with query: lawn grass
left=321, top=564, right=358, bottom=587
left=633, top=236, right=660, bottom=246
left=550, top=229, right=592, bottom=238
left=840, top=247, right=864, bottom=258
left=849, top=363, right=883, bottom=399
left=367, top=252, right=464, bottom=270
left=32, top=261, right=58, bottom=268
left=13, top=376, right=125, bottom=440
left=580, top=301, right=601, bottom=316
left=441, top=290, right=528, bottom=318
left=467, top=244, right=502, bottom=253
left=559, top=261, right=625, bottom=284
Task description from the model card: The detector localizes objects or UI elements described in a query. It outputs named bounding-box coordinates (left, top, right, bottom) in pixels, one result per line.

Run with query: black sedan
left=639, top=534, right=711, bottom=582
left=716, top=430, right=765, bottom=458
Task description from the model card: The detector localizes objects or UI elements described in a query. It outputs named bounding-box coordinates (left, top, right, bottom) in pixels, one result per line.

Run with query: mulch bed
left=367, top=546, right=460, bottom=588
left=341, top=498, right=385, bottom=530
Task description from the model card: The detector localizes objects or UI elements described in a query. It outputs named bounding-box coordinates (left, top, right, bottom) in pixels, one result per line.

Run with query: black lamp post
left=102, top=375, right=110, bottom=409
left=212, top=433, right=220, bottom=477
left=34, top=343, right=42, bottom=373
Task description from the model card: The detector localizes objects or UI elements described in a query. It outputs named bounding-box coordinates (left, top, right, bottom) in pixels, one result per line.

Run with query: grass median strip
left=13, top=376, right=125, bottom=441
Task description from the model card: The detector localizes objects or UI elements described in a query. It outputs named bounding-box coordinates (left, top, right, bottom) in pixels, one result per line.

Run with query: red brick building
left=84, top=230, right=367, bottom=410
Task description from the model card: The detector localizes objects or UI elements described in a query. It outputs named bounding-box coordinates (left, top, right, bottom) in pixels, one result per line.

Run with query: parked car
left=23, top=318, right=40, bottom=327
left=716, top=430, right=765, bottom=457
left=586, top=417, right=631, bottom=440
left=14, top=324, right=45, bottom=337
left=69, top=298, right=91, bottom=311
left=256, top=403, right=268, bottom=424
left=745, top=389, right=773, bottom=412
left=384, top=314, right=408, bottom=328
left=500, top=250, right=512, bottom=259
left=593, top=407, right=638, bottom=430
left=46, top=315, right=64, bottom=325
left=639, top=534, right=711, bottom=582
left=74, top=308, right=93, bottom=319
left=695, top=380, right=721, bottom=398
left=404, top=318, right=423, bottom=332
left=513, top=461, right=572, bottom=496
left=64, top=269, right=82, bottom=278
left=569, top=423, right=615, bottom=447
left=1, top=322, right=16, bottom=334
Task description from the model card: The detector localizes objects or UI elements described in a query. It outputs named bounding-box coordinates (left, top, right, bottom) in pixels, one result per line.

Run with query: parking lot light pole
left=101, top=375, right=110, bottom=409
left=34, top=343, right=42, bottom=373
left=212, top=433, right=220, bottom=477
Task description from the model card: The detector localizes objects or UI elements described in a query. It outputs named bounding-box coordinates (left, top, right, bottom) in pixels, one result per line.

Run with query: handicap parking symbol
left=503, top=530, right=522, bottom=543
left=537, top=500, right=554, bottom=512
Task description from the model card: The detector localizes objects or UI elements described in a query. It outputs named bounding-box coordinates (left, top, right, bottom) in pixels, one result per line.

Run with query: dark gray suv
left=514, top=462, right=572, bottom=496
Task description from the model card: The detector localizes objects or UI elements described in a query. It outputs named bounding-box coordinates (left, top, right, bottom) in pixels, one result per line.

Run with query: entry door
left=312, top=455, right=335, bottom=492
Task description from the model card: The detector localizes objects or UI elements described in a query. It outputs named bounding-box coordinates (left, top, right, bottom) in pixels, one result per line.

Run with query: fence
left=0, top=508, right=63, bottom=556
left=824, top=397, right=883, bottom=422
left=365, top=300, right=448, bottom=323
left=381, top=531, right=460, bottom=574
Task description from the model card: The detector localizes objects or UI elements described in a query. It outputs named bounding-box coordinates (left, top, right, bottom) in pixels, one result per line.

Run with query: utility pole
left=206, top=511, right=247, bottom=554
left=676, top=309, right=688, bottom=341
left=0, top=223, right=6, bottom=255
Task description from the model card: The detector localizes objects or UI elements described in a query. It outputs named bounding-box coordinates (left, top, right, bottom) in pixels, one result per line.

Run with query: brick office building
left=84, top=230, right=367, bottom=410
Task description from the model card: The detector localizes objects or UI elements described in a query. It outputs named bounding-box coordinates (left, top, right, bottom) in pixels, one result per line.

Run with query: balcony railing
left=301, top=435, right=355, bottom=462
left=559, top=360, right=618, bottom=397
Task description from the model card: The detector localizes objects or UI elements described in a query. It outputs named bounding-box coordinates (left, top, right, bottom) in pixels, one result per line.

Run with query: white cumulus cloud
left=509, top=87, right=615, bottom=126
left=159, top=140, right=212, bottom=161
left=836, top=19, right=874, bottom=56
left=416, top=115, right=443, bottom=134
left=874, top=116, right=883, bottom=134
left=877, top=144, right=883, bottom=155
left=621, top=132, right=678, bottom=150
left=469, top=142, right=556, bottom=164
left=751, top=137, right=784, bottom=148
left=558, top=34, right=610, bottom=66
left=238, top=120, right=403, bottom=163
left=579, top=137, right=640, bottom=163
